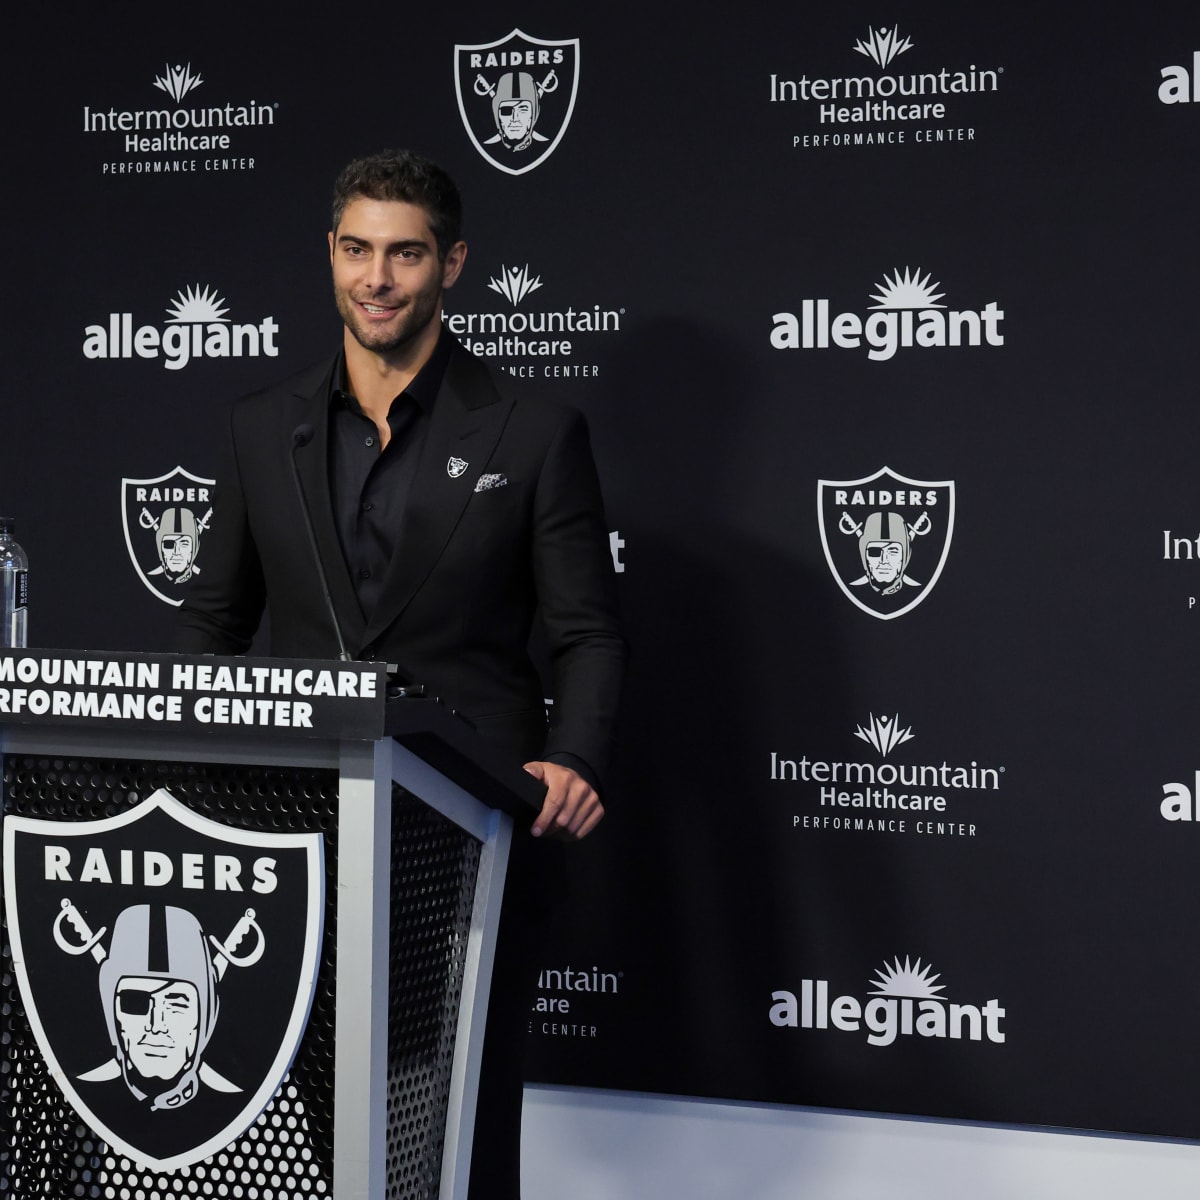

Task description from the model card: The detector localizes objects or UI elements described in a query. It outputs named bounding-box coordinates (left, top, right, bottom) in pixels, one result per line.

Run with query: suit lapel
left=290, top=360, right=368, bottom=646
left=361, top=345, right=512, bottom=645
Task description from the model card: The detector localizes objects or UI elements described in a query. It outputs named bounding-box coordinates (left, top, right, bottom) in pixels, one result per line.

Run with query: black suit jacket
left=177, top=340, right=625, bottom=783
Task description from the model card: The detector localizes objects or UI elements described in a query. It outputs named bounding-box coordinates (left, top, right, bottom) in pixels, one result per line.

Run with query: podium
left=0, top=649, right=542, bottom=1200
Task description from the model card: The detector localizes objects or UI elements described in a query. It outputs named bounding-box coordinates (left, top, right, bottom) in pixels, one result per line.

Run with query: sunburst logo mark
left=869, top=267, right=946, bottom=311
left=152, top=63, right=204, bottom=103
left=869, top=956, right=945, bottom=999
left=853, top=713, right=914, bottom=756
left=165, top=285, right=230, bottom=324
left=488, top=264, right=544, bottom=306
left=853, top=26, right=914, bottom=69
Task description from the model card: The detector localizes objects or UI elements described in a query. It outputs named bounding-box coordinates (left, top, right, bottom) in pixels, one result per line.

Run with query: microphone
left=289, top=423, right=352, bottom=662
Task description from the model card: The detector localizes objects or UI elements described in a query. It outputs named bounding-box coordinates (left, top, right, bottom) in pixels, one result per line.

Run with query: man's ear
left=442, top=240, right=468, bottom=290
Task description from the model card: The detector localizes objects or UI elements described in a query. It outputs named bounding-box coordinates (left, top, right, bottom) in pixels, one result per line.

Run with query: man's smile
left=357, top=300, right=401, bottom=316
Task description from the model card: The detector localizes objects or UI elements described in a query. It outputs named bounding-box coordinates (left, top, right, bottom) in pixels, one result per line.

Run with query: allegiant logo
left=770, top=956, right=1005, bottom=1046
left=83, top=285, right=279, bottom=371
left=771, top=267, right=1003, bottom=361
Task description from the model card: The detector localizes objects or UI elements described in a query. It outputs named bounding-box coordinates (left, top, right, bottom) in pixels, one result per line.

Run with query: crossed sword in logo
left=54, top=897, right=265, bottom=1091
left=838, top=509, right=932, bottom=587
left=473, top=70, right=558, bottom=144
left=139, top=505, right=213, bottom=576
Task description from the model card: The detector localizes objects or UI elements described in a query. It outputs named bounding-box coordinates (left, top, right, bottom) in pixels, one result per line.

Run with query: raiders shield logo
left=454, top=28, right=580, bottom=175
left=121, top=465, right=216, bottom=607
left=2, top=789, right=323, bottom=1171
left=817, top=466, right=955, bottom=620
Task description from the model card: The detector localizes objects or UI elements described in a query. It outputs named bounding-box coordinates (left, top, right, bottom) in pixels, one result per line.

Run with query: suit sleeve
left=532, top=407, right=627, bottom=791
left=174, top=404, right=267, bottom=654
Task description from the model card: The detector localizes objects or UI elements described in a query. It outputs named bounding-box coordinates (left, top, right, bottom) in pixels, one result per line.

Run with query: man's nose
left=366, top=256, right=394, bottom=290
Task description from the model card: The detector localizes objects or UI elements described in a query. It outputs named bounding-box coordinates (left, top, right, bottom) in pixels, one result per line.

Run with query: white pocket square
left=474, top=473, right=508, bottom=492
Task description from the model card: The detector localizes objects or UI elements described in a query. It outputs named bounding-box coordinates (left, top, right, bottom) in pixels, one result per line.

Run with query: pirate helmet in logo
left=98, top=904, right=219, bottom=1110
left=492, top=71, right=541, bottom=151
left=156, top=507, right=202, bottom=584
left=859, top=511, right=911, bottom=595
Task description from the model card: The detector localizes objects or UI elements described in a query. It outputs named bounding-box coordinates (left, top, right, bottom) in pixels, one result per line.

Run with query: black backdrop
left=7, top=0, right=1200, bottom=1140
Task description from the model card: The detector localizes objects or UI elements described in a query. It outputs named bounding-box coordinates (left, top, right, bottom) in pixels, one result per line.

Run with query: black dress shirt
left=327, top=331, right=452, bottom=619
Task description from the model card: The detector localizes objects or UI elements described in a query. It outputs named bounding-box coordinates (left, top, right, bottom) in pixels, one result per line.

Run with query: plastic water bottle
left=0, top=518, right=29, bottom=647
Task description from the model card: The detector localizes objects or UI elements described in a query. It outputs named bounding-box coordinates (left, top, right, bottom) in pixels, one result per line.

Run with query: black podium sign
left=3, top=788, right=323, bottom=1171
left=0, top=650, right=387, bottom=741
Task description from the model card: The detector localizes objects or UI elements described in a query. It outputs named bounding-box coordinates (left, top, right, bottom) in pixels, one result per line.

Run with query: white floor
left=522, top=1086, right=1200, bottom=1199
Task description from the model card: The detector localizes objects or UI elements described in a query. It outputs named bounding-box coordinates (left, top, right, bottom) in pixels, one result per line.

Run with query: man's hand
left=523, top=761, right=605, bottom=840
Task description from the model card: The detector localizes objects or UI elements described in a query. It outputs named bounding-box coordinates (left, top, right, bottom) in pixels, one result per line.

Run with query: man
left=176, top=149, right=624, bottom=1195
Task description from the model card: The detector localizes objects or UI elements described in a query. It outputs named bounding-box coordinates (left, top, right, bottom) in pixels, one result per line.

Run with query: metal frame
left=389, top=741, right=513, bottom=1200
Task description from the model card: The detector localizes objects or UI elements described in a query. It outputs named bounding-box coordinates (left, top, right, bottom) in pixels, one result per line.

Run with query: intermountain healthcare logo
left=83, top=285, right=279, bottom=370
left=770, top=956, right=1006, bottom=1046
left=818, top=467, right=955, bottom=619
left=82, top=62, right=276, bottom=175
left=772, top=711, right=1003, bottom=838
left=853, top=25, right=912, bottom=69
left=122, top=466, right=215, bottom=607
left=489, top=264, right=544, bottom=303
left=772, top=267, right=1003, bottom=359
left=454, top=30, right=580, bottom=174
left=853, top=711, right=914, bottom=755
left=771, top=25, right=1003, bottom=149
left=2, top=789, right=323, bottom=1171
left=443, top=261, right=622, bottom=377
left=153, top=64, right=205, bottom=103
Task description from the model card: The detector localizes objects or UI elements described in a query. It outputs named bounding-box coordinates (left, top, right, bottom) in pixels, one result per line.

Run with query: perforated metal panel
left=385, top=786, right=482, bottom=1200
left=0, top=755, right=340, bottom=1198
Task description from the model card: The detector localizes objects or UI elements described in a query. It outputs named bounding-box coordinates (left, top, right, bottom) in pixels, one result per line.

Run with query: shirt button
left=365, top=435, right=375, bottom=447
left=361, top=502, right=373, bottom=513
left=359, top=568, right=371, bottom=579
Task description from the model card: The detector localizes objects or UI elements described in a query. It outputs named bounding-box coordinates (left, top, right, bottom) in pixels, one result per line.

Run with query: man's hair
left=331, top=150, right=463, bottom=260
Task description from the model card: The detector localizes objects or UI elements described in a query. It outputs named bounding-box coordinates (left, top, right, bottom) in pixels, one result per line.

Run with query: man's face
left=497, top=98, right=534, bottom=143
left=865, top=540, right=905, bottom=584
left=328, top=198, right=466, bottom=360
left=115, top=977, right=200, bottom=1081
left=160, top=533, right=193, bottom=575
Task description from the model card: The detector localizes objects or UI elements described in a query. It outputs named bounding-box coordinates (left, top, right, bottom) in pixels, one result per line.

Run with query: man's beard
left=335, top=284, right=439, bottom=356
